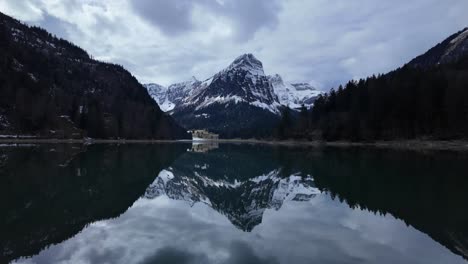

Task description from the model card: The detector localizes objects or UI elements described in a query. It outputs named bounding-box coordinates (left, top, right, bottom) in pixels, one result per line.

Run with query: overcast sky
left=1, top=0, right=468, bottom=89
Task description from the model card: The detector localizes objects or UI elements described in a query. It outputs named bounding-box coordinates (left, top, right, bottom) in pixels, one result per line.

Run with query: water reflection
left=1, top=144, right=468, bottom=263
left=0, top=144, right=186, bottom=263
left=189, top=141, right=219, bottom=153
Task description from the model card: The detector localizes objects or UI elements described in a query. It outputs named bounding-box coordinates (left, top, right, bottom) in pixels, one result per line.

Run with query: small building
left=189, top=130, right=219, bottom=141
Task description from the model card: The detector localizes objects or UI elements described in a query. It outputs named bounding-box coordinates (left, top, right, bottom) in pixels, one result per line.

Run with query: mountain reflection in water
left=1, top=143, right=468, bottom=264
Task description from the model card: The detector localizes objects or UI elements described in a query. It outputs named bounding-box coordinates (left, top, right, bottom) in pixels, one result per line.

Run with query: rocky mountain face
left=144, top=83, right=174, bottom=112
left=171, top=54, right=285, bottom=138
left=144, top=77, right=205, bottom=112
left=145, top=169, right=319, bottom=231
left=268, top=74, right=322, bottom=109
left=408, top=27, right=468, bottom=68
left=0, top=12, right=188, bottom=139
left=143, top=143, right=320, bottom=231
left=146, top=55, right=321, bottom=112
left=145, top=54, right=321, bottom=138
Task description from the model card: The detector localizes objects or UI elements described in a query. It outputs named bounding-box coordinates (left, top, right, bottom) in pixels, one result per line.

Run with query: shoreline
left=1, top=138, right=468, bottom=152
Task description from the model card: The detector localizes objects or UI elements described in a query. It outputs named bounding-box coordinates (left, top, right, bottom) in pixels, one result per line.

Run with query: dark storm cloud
left=131, top=0, right=194, bottom=36
left=223, top=241, right=280, bottom=264
left=203, top=0, right=282, bottom=42
left=138, top=247, right=208, bottom=264
left=138, top=241, right=279, bottom=264
left=130, top=0, right=281, bottom=41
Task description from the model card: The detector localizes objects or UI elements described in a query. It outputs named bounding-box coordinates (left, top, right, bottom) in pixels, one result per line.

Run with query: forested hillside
left=0, top=12, right=188, bottom=139
left=288, top=29, right=468, bottom=141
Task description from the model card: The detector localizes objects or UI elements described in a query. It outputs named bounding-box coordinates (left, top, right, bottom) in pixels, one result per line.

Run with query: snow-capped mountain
left=144, top=77, right=208, bottom=112
left=144, top=83, right=175, bottom=112
left=179, top=53, right=282, bottom=113
left=145, top=168, right=320, bottom=231
left=268, top=74, right=322, bottom=109
left=166, top=54, right=287, bottom=138
left=167, top=77, right=205, bottom=105
left=409, top=27, right=468, bottom=68
left=144, top=54, right=321, bottom=112
left=144, top=53, right=322, bottom=138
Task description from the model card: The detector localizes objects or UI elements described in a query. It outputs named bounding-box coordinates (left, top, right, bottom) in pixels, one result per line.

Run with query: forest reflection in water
left=1, top=143, right=467, bottom=264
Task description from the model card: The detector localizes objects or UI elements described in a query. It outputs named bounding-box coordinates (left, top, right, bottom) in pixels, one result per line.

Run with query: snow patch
left=28, top=73, right=38, bottom=82
left=158, top=169, right=175, bottom=184
left=250, top=100, right=282, bottom=114
left=450, top=28, right=468, bottom=45
left=195, top=95, right=245, bottom=110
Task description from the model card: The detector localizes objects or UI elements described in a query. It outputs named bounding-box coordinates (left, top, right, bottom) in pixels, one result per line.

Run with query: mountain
left=167, top=77, right=206, bottom=106
left=0, top=12, right=188, bottom=139
left=144, top=54, right=322, bottom=138
left=142, top=143, right=321, bottom=231
left=268, top=74, right=322, bottom=109
left=408, top=27, right=468, bottom=68
left=145, top=169, right=319, bottom=231
left=165, top=54, right=285, bottom=138
left=144, top=77, right=207, bottom=112
left=146, top=60, right=321, bottom=113
left=144, top=83, right=175, bottom=112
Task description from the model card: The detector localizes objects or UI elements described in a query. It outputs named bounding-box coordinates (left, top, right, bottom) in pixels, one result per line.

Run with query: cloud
left=139, top=247, right=208, bottom=264
left=12, top=193, right=465, bottom=264
left=0, top=0, right=43, bottom=21
left=130, top=0, right=281, bottom=41
left=1, top=0, right=468, bottom=89
left=131, top=0, right=194, bottom=36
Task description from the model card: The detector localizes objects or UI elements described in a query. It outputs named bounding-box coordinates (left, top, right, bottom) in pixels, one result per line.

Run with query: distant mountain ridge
left=0, top=12, right=188, bottom=139
left=268, top=74, right=322, bottom=109
left=145, top=55, right=321, bottom=112
left=145, top=168, right=319, bottom=231
left=144, top=54, right=322, bottom=138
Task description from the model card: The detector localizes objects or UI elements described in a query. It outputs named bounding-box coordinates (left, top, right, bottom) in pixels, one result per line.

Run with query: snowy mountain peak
left=226, top=53, right=265, bottom=76
left=144, top=168, right=320, bottom=231
left=268, top=74, right=284, bottom=84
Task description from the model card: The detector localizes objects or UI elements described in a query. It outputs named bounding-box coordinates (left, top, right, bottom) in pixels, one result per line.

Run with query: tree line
left=277, top=54, right=468, bottom=141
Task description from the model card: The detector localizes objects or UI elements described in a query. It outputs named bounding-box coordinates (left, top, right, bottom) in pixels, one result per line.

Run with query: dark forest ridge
left=0, top=12, right=188, bottom=140
left=291, top=27, right=468, bottom=141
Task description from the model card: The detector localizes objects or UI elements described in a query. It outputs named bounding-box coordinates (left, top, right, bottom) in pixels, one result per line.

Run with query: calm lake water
left=1, top=143, right=468, bottom=264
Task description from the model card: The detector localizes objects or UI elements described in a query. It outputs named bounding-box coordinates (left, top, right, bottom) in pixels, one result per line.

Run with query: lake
left=1, top=142, right=468, bottom=264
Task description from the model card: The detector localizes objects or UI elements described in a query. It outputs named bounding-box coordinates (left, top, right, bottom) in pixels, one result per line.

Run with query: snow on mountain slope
left=145, top=53, right=323, bottom=137
left=144, top=168, right=320, bottom=231
left=167, top=77, right=206, bottom=106
left=146, top=54, right=322, bottom=114
left=268, top=74, right=323, bottom=109
left=179, top=54, right=282, bottom=114
left=144, top=83, right=175, bottom=112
